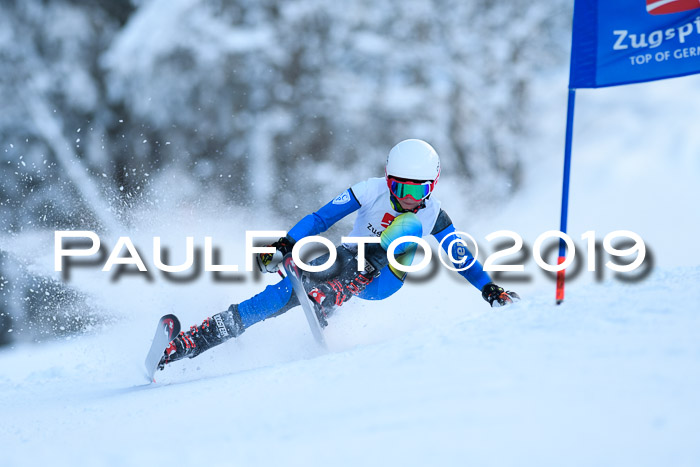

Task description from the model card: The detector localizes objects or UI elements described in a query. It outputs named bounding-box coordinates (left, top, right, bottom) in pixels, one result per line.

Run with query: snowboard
left=281, top=254, right=327, bottom=348
left=144, top=314, right=181, bottom=382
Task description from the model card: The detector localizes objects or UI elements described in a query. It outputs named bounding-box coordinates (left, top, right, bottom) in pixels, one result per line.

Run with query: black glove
left=481, top=283, right=520, bottom=308
left=255, top=236, right=294, bottom=273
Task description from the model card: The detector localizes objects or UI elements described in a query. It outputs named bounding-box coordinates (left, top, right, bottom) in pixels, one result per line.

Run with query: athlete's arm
left=431, top=209, right=492, bottom=290
left=287, top=188, right=361, bottom=242
left=256, top=188, right=362, bottom=273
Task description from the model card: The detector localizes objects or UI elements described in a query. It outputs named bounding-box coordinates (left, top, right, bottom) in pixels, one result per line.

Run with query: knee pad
left=380, top=212, right=423, bottom=255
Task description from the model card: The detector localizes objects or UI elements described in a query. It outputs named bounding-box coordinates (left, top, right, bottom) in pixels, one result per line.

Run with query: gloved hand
left=255, top=236, right=294, bottom=273
left=481, top=283, right=520, bottom=307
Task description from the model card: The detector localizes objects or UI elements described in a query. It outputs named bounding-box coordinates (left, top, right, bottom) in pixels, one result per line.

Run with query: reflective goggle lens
left=389, top=179, right=432, bottom=201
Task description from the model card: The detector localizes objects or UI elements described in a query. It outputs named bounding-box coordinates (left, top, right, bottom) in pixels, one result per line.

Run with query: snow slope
left=2, top=76, right=700, bottom=466
left=2, top=268, right=699, bottom=466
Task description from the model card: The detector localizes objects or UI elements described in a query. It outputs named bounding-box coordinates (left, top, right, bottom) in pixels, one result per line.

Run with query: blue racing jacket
left=286, top=179, right=492, bottom=291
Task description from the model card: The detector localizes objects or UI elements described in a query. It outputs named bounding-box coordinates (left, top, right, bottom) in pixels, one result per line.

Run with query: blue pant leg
left=237, top=277, right=296, bottom=328
left=236, top=246, right=352, bottom=328
left=357, top=265, right=404, bottom=300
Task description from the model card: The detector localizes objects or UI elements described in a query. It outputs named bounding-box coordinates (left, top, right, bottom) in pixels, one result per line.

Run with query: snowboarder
left=158, top=139, right=519, bottom=369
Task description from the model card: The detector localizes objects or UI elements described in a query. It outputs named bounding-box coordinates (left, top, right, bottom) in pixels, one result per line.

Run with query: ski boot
left=158, top=305, right=244, bottom=369
left=307, top=263, right=378, bottom=327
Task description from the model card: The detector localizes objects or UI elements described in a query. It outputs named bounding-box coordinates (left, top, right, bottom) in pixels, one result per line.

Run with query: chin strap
left=389, top=194, right=426, bottom=214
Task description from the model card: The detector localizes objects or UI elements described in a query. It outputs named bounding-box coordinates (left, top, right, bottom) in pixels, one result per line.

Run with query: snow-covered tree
left=0, top=0, right=571, bottom=345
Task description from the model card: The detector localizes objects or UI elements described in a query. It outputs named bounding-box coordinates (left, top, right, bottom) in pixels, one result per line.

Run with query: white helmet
left=385, top=139, right=441, bottom=182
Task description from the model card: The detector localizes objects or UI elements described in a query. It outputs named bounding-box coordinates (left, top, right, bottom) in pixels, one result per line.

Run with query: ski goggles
left=387, top=177, right=435, bottom=202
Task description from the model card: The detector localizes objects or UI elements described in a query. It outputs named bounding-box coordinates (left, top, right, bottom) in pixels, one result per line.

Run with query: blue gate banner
left=570, top=0, right=700, bottom=88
